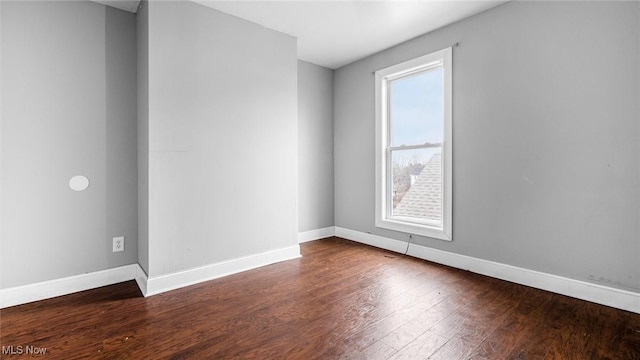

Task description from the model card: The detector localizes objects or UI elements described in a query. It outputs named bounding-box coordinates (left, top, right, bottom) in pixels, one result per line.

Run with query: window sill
left=375, top=218, right=452, bottom=241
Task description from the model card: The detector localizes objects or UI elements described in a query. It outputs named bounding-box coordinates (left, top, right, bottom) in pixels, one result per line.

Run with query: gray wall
left=1, top=1, right=138, bottom=288
left=298, top=60, right=334, bottom=232
left=334, top=1, right=640, bottom=291
left=136, top=0, right=149, bottom=274
left=144, top=1, right=298, bottom=277
left=106, top=5, right=138, bottom=275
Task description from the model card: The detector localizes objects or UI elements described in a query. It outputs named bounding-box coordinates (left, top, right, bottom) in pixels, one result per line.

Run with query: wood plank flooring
left=1, top=237, right=639, bottom=359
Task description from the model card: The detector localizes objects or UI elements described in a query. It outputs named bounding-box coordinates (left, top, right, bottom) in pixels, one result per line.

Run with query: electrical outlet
left=113, top=237, right=124, bottom=252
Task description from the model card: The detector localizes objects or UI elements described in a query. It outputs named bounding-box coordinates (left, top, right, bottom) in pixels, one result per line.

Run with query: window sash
left=387, top=66, right=444, bottom=148
left=387, top=143, right=442, bottom=152
left=385, top=145, right=444, bottom=227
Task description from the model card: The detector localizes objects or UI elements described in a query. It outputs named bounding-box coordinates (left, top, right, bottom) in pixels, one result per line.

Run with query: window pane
left=389, top=68, right=443, bottom=146
left=391, top=148, right=442, bottom=224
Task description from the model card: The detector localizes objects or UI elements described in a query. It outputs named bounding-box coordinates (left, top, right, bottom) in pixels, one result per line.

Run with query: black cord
left=404, top=234, right=413, bottom=255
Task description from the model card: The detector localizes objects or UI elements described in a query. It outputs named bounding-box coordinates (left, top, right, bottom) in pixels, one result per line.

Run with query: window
left=375, top=47, right=452, bottom=241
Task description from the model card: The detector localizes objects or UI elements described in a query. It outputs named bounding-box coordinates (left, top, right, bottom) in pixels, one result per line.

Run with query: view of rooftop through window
left=389, top=66, right=444, bottom=224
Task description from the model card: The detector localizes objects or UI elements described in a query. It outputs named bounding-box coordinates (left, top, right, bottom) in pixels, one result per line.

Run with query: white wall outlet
left=113, top=236, right=124, bottom=252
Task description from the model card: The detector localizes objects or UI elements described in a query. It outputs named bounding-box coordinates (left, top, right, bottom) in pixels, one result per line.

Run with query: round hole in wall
left=69, top=175, right=90, bottom=192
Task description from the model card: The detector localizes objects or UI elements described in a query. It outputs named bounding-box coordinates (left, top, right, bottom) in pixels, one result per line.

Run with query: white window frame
left=374, top=47, right=453, bottom=241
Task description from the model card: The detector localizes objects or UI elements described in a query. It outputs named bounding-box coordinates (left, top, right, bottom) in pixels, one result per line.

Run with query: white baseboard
left=139, top=244, right=301, bottom=297
left=1, top=244, right=301, bottom=307
left=334, top=226, right=640, bottom=314
left=335, top=226, right=408, bottom=253
left=0, top=264, right=141, bottom=309
left=298, top=226, right=335, bottom=243
left=135, top=265, right=148, bottom=296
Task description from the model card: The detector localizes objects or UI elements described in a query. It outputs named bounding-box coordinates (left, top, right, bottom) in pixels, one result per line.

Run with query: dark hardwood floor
left=1, top=237, right=639, bottom=359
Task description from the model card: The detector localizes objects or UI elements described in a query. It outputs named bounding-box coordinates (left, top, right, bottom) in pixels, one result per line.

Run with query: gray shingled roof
left=393, top=153, right=442, bottom=223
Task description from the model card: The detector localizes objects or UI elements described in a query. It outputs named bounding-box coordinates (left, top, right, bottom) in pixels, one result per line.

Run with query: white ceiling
left=92, top=0, right=141, bottom=13
left=92, top=0, right=507, bottom=69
